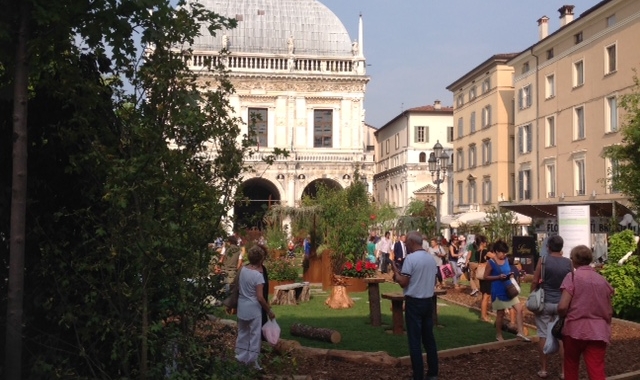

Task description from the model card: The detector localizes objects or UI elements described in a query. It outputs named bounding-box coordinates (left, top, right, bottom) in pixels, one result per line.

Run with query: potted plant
left=264, top=226, right=288, bottom=259
left=339, top=260, right=378, bottom=292
left=264, top=257, right=299, bottom=294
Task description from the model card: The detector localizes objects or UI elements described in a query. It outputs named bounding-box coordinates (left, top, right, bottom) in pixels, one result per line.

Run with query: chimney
left=538, top=16, right=549, bottom=40
left=434, top=100, right=441, bottom=110
left=559, top=5, right=575, bottom=27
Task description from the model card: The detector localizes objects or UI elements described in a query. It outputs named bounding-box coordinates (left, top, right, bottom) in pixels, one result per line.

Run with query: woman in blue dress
left=484, top=240, right=531, bottom=342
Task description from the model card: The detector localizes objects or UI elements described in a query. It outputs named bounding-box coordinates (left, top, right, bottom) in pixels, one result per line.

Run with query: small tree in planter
left=312, top=174, right=373, bottom=308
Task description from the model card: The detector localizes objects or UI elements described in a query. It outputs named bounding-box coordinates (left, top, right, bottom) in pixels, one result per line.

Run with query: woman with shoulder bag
left=485, top=240, right=530, bottom=342
left=531, top=235, right=572, bottom=379
left=448, top=235, right=463, bottom=289
left=558, top=245, right=613, bottom=380
left=235, top=245, right=276, bottom=370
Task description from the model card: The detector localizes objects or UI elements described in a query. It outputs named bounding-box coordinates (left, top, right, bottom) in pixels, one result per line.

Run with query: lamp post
left=428, top=140, right=450, bottom=238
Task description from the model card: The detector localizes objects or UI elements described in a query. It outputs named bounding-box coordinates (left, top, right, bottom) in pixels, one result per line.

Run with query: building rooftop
left=190, top=0, right=354, bottom=57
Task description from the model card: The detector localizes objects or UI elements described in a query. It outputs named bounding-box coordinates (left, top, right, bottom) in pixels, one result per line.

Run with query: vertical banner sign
left=512, top=236, right=537, bottom=274
left=558, top=205, right=591, bottom=258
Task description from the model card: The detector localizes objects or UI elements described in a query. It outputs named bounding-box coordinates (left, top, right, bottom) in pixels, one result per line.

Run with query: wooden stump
left=290, top=323, right=342, bottom=343
left=298, top=283, right=311, bottom=302
left=271, top=283, right=310, bottom=305
left=325, top=285, right=354, bottom=309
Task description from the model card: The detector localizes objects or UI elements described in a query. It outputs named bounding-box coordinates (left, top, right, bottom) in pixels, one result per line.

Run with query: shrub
left=340, top=260, right=377, bottom=278
left=265, top=257, right=299, bottom=281
left=601, top=230, right=640, bottom=320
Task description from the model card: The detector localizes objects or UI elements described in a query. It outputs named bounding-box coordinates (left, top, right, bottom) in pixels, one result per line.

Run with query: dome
left=191, top=0, right=354, bottom=57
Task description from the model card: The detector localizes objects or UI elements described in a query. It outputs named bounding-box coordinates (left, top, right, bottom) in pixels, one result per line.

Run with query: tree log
left=290, top=323, right=342, bottom=344
left=325, top=285, right=354, bottom=309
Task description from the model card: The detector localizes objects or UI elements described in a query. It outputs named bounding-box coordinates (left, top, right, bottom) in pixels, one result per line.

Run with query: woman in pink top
left=558, top=245, right=614, bottom=380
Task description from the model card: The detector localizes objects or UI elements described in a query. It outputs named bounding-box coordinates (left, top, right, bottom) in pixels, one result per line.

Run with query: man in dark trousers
left=393, top=233, right=407, bottom=270
left=391, top=231, right=439, bottom=380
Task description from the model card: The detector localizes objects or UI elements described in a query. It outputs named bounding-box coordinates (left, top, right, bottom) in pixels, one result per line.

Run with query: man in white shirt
left=376, top=231, right=392, bottom=274
left=391, top=231, right=439, bottom=380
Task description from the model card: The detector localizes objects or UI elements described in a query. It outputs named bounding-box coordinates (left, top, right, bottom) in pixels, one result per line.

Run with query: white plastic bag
left=262, top=318, right=281, bottom=345
left=543, top=318, right=560, bottom=354
left=510, top=277, right=521, bottom=293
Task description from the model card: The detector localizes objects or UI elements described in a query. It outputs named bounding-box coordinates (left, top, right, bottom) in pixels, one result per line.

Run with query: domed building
left=185, top=0, right=373, bottom=229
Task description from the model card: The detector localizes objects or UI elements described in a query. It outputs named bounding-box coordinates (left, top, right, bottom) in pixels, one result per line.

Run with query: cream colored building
left=506, top=1, right=638, bottom=219
left=185, top=0, right=374, bottom=229
left=447, top=54, right=519, bottom=214
left=372, top=101, right=454, bottom=214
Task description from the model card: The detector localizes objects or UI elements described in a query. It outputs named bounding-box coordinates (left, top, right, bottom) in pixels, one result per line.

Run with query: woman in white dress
left=235, top=245, right=275, bottom=369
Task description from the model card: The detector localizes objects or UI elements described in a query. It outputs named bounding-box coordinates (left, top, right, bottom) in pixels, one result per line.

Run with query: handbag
left=222, top=267, right=243, bottom=310
left=526, top=256, right=546, bottom=313
left=552, top=271, right=575, bottom=339
left=504, top=277, right=520, bottom=299
left=439, top=263, right=455, bottom=279
left=476, top=263, right=488, bottom=280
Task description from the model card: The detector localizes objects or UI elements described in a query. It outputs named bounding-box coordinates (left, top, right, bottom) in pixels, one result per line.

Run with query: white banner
left=558, top=206, right=591, bottom=258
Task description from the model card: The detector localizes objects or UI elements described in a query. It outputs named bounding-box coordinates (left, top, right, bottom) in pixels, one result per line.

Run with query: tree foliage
left=601, top=230, right=640, bottom=320
left=311, top=176, right=373, bottom=273
left=0, top=0, right=258, bottom=378
left=395, top=198, right=436, bottom=236
left=604, top=71, right=640, bottom=206
left=485, top=206, right=518, bottom=244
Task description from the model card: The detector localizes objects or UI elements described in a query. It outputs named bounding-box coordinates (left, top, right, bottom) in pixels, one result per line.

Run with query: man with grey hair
left=391, top=231, right=439, bottom=380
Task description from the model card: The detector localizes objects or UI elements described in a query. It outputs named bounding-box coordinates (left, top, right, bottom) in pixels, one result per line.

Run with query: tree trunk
left=5, top=3, right=29, bottom=379
left=290, top=323, right=341, bottom=343
left=325, top=285, right=354, bottom=309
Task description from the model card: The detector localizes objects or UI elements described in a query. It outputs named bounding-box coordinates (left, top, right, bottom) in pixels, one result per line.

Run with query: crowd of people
left=373, top=230, right=614, bottom=380
left=211, top=230, right=615, bottom=380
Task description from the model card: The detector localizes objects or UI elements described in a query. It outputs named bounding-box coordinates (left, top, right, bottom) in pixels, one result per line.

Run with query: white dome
left=191, top=0, right=354, bottom=57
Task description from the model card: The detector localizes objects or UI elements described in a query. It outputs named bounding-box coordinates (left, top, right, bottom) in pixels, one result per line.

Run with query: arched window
left=419, top=152, right=427, bottom=163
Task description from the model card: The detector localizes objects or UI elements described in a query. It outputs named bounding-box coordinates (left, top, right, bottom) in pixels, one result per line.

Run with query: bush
left=601, top=230, right=640, bottom=320
left=265, top=257, right=299, bottom=281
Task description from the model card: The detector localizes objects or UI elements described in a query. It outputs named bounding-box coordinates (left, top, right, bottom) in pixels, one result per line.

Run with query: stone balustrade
left=182, top=53, right=358, bottom=74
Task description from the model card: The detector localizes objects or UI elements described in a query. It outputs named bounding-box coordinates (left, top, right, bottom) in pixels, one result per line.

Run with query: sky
left=320, top=0, right=600, bottom=128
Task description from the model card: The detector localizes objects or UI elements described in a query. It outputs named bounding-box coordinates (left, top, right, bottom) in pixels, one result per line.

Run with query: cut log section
left=325, top=284, right=354, bottom=309
left=271, top=283, right=310, bottom=305
left=290, top=323, right=342, bottom=344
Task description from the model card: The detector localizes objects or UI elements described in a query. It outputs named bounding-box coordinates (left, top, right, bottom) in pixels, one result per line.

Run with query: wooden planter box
left=337, top=276, right=368, bottom=293
left=303, top=253, right=323, bottom=284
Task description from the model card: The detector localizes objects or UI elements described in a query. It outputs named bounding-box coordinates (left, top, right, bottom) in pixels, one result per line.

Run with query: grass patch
left=272, top=282, right=503, bottom=357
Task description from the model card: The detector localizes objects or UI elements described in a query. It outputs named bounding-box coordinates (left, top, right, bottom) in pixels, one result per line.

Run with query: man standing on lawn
left=391, top=231, right=439, bottom=380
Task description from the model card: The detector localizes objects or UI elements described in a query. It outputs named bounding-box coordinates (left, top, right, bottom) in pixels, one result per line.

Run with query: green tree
left=396, top=198, right=436, bottom=236
left=485, top=206, right=518, bottom=244
left=600, top=230, right=640, bottom=320
left=0, top=1, right=262, bottom=378
left=602, top=73, right=640, bottom=321
left=604, top=71, right=640, bottom=205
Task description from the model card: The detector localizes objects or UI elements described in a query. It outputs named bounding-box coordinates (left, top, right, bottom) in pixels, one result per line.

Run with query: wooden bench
left=271, top=282, right=311, bottom=305
left=381, top=289, right=448, bottom=335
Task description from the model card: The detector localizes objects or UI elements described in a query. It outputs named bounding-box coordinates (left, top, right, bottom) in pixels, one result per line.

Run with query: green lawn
left=213, top=279, right=532, bottom=357
left=270, top=282, right=506, bottom=357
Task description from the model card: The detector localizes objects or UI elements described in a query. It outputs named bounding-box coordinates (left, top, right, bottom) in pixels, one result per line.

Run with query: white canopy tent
left=448, top=211, right=532, bottom=228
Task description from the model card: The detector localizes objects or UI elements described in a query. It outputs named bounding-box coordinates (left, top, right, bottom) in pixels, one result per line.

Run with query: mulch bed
left=205, top=285, right=640, bottom=380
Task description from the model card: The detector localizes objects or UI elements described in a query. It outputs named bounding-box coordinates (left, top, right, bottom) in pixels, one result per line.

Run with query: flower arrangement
left=340, top=260, right=377, bottom=278
left=264, top=257, right=299, bottom=281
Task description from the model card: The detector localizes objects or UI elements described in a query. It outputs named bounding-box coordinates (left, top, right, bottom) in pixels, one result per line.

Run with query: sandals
left=517, top=333, right=532, bottom=342
left=537, top=370, right=549, bottom=378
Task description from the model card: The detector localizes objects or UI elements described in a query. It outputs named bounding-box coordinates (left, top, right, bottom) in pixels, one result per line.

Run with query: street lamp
left=428, top=140, right=450, bottom=238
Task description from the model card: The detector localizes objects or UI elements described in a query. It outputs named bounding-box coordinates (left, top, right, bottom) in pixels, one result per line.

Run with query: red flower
left=345, top=262, right=353, bottom=270
left=356, top=261, right=363, bottom=272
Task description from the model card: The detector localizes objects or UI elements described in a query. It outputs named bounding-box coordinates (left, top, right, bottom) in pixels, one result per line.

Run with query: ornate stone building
left=186, top=0, right=373, bottom=229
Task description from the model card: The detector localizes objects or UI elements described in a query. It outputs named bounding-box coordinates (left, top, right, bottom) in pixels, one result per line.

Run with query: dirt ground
left=207, top=285, right=640, bottom=380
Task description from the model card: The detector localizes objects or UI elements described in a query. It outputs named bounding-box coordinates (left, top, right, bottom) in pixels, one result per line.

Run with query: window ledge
left=572, top=137, right=586, bottom=142
left=604, top=70, right=617, bottom=77
left=572, top=84, right=584, bottom=89
left=605, top=130, right=618, bottom=135
left=545, top=95, right=555, bottom=100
